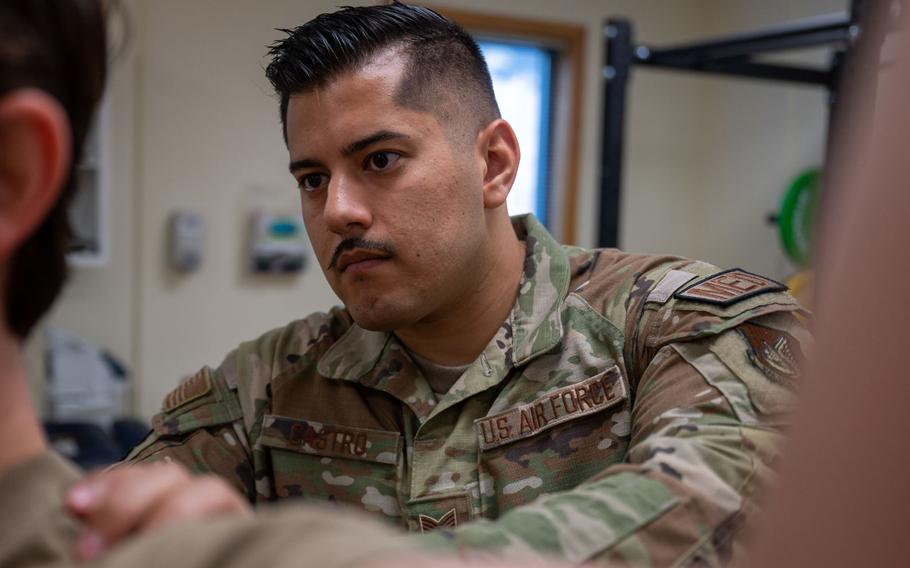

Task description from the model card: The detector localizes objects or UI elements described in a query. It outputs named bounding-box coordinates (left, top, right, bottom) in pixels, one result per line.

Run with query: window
left=478, top=40, right=553, bottom=223
left=440, top=8, right=585, bottom=243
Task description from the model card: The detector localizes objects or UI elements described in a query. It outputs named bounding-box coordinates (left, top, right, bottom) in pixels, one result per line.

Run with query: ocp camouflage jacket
left=126, top=215, right=809, bottom=566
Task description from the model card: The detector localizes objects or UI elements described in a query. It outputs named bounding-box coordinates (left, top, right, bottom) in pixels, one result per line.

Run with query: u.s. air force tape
left=475, top=366, right=626, bottom=450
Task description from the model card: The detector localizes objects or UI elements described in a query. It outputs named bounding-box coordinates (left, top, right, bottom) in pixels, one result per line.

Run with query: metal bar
left=637, top=58, right=834, bottom=87
left=599, top=18, right=632, bottom=248
left=641, top=12, right=851, bottom=64
left=849, top=0, right=866, bottom=30
left=824, top=50, right=846, bottom=167
left=598, top=2, right=880, bottom=251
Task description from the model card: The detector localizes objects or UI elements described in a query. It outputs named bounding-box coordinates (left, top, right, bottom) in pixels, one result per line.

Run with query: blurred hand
left=363, top=556, right=580, bottom=568
left=66, top=461, right=251, bottom=561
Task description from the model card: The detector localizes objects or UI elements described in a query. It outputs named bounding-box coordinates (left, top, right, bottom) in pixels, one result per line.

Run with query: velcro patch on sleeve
left=674, top=268, right=786, bottom=307
left=646, top=270, right=697, bottom=304
left=162, top=368, right=213, bottom=413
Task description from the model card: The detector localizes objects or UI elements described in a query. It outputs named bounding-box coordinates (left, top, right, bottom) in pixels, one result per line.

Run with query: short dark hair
left=265, top=1, right=500, bottom=142
left=0, top=0, right=107, bottom=338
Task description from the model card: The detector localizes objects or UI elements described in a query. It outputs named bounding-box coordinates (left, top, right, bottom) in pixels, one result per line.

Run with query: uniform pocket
left=261, top=415, right=403, bottom=522
left=475, top=366, right=632, bottom=516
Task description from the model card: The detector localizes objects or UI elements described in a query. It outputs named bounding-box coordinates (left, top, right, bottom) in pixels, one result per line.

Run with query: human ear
left=476, top=119, right=520, bottom=210
left=0, top=89, right=71, bottom=261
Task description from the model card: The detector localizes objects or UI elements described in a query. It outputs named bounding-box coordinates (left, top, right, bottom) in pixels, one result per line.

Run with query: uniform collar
left=507, top=214, right=570, bottom=365
left=316, top=323, right=390, bottom=383
left=317, top=214, right=570, bottom=386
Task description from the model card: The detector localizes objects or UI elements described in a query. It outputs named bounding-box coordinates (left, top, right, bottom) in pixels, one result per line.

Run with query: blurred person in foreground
left=743, top=5, right=910, bottom=568
left=0, top=1, right=444, bottom=567
left=77, top=2, right=811, bottom=566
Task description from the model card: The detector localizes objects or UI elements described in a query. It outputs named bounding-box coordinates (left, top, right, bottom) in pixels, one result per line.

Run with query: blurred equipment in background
left=785, top=270, right=813, bottom=310
left=168, top=210, right=205, bottom=273
left=44, top=327, right=127, bottom=426
left=599, top=0, right=884, bottom=248
left=776, top=168, right=820, bottom=268
left=43, top=327, right=147, bottom=468
left=249, top=212, right=309, bottom=274
left=771, top=168, right=820, bottom=309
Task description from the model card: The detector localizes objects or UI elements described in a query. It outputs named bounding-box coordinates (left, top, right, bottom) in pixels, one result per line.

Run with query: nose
left=323, top=173, right=372, bottom=235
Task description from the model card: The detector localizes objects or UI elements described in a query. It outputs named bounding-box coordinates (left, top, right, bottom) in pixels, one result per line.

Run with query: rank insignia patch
left=674, top=268, right=786, bottom=306
left=737, top=322, right=803, bottom=387
left=419, top=508, right=458, bottom=533
left=163, top=368, right=212, bottom=413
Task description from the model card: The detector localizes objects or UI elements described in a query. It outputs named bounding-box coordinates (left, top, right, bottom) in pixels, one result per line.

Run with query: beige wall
left=696, top=0, right=847, bottom=277
left=130, top=0, right=353, bottom=417
left=28, top=0, right=844, bottom=419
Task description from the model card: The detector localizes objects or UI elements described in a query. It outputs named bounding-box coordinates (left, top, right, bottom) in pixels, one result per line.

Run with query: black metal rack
left=598, top=1, right=872, bottom=247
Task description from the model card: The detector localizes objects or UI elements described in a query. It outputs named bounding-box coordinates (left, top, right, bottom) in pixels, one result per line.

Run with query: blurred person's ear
left=0, top=89, right=70, bottom=262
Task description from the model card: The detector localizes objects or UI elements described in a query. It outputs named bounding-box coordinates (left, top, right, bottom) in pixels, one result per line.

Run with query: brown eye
left=365, top=152, right=400, bottom=171
left=299, top=173, right=327, bottom=192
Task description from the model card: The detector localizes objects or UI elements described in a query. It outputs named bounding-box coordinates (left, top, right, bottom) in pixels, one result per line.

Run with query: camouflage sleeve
left=420, top=284, right=808, bottom=565
left=91, top=505, right=417, bottom=568
left=121, top=367, right=256, bottom=500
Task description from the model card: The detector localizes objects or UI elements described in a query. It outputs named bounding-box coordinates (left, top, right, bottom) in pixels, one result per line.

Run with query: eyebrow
left=288, top=130, right=410, bottom=174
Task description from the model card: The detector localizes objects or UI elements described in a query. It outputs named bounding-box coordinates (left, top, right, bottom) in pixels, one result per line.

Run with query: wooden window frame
left=433, top=7, right=585, bottom=244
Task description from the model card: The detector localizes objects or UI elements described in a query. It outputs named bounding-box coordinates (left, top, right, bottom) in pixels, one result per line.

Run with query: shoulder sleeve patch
left=674, top=268, right=786, bottom=306
left=737, top=322, right=804, bottom=388
left=163, top=368, right=213, bottom=413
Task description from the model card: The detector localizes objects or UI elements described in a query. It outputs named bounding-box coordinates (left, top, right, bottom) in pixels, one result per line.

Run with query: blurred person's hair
left=264, top=1, right=500, bottom=142
left=0, top=0, right=107, bottom=338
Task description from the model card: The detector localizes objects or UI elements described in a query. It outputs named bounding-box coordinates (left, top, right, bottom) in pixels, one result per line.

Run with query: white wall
left=28, top=0, right=844, bottom=420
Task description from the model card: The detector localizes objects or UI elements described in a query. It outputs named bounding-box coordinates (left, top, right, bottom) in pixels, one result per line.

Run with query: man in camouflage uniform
left=120, top=3, right=809, bottom=565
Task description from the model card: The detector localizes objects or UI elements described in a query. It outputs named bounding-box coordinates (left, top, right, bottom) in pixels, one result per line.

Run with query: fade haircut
left=0, top=0, right=107, bottom=338
left=265, top=1, right=500, bottom=143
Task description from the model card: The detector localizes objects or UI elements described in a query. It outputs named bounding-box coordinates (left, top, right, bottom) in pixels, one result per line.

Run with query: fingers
left=66, top=462, right=250, bottom=561
left=68, top=462, right=191, bottom=543
left=362, top=558, right=578, bottom=568
left=141, top=475, right=252, bottom=532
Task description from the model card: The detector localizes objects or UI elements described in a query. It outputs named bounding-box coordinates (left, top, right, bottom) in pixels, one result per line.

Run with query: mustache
left=328, top=238, right=396, bottom=271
